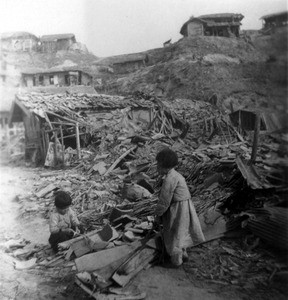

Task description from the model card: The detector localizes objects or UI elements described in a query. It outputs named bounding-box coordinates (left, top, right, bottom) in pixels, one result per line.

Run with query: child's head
left=156, top=148, right=178, bottom=174
left=54, top=191, right=72, bottom=215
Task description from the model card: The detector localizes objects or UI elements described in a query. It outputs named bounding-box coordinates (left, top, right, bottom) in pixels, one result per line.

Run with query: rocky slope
left=97, top=32, right=287, bottom=114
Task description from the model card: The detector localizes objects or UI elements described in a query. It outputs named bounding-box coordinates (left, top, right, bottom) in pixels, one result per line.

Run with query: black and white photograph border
left=0, top=0, right=287, bottom=299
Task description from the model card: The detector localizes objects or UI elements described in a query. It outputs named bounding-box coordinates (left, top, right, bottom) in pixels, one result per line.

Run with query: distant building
left=112, top=53, right=149, bottom=74
left=260, top=11, right=288, bottom=30
left=180, top=13, right=244, bottom=37
left=40, top=33, right=76, bottom=52
left=21, top=67, right=92, bottom=88
left=0, top=32, right=39, bottom=52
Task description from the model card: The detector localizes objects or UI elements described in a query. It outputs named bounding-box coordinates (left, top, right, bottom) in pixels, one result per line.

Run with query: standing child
left=49, top=191, right=81, bottom=252
left=155, top=148, right=205, bottom=267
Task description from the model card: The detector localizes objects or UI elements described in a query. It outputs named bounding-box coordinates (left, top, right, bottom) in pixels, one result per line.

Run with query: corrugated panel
left=247, top=207, right=288, bottom=250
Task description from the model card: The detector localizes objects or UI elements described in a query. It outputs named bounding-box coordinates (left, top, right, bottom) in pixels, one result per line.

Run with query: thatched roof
left=40, top=33, right=75, bottom=42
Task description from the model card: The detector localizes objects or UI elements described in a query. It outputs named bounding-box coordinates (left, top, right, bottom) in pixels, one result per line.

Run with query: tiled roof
left=14, top=92, right=154, bottom=123
left=21, top=67, right=92, bottom=78
left=20, top=86, right=97, bottom=95
left=260, top=11, right=288, bottom=20
left=40, top=34, right=75, bottom=42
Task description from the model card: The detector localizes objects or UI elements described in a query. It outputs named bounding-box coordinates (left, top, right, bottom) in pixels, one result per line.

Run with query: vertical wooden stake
left=75, top=122, right=81, bottom=159
left=53, top=130, right=57, bottom=166
left=250, top=113, right=261, bottom=164
left=60, top=125, right=65, bottom=166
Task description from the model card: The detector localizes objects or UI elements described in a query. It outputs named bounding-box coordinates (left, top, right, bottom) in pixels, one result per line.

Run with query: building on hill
left=180, top=13, right=244, bottom=37
left=21, top=67, right=92, bottom=88
left=40, top=33, right=76, bottom=52
left=111, top=53, right=149, bottom=74
left=0, top=32, right=39, bottom=52
left=95, top=53, right=149, bottom=74
left=260, top=11, right=288, bottom=32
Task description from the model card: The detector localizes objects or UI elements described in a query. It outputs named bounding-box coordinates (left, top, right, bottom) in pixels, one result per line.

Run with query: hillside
left=95, top=33, right=287, bottom=114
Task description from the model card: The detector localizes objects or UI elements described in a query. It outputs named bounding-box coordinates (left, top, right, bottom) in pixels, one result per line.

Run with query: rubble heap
left=6, top=91, right=288, bottom=298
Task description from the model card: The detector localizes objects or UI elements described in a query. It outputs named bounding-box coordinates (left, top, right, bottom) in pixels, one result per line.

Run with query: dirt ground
left=0, top=162, right=286, bottom=300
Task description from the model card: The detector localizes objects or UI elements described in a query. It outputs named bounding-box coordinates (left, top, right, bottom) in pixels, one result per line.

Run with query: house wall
left=187, top=22, right=204, bottom=36
left=81, top=72, right=92, bottom=85
left=22, top=71, right=92, bottom=87
left=113, top=61, right=145, bottom=74
left=23, top=114, right=44, bottom=163
left=57, top=73, right=66, bottom=86
left=23, top=75, right=34, bottom=87
left=41, top=38, right=75, bottom=52
left=41, top=41, right=57, bottom=53
left=1, top=37, right=38, bottom=52
left=56, top=38, right=74, bottom=51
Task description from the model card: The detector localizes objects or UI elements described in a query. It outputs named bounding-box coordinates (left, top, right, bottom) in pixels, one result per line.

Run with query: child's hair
left=54, top=191, right=72, bottom=209
left=156, top=148, right=178, bottom=169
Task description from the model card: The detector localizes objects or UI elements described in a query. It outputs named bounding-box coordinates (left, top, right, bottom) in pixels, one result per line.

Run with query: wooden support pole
left=250, top=113, right=261, bottom=164
left=60, top=125, right=65, bottom=165
left=53, top=131, right=57, bottom=166
left=75, top=122, right=81, bottom=159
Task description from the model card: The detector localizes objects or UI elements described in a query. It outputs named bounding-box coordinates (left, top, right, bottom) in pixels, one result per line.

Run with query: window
left=65, top=74, right=70, bottom=85
left=33, top=75, right=36, bottom=86
left=39, top=75, right=44, bottom=85
left=49, top=75, right=54, bottom=85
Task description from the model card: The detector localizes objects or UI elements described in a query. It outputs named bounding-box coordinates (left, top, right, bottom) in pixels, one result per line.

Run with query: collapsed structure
left=6, top=90, right=288, bottom=298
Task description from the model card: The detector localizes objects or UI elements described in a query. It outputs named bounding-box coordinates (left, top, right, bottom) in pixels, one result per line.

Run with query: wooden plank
left=71, top=230, right=112, bottom=258
left=250, top=112, right=260, bottom=164
left=76, top=122, right=81, bottom=159
left=59, top=225, right=119, bottom=258
left=104, top=146, right=137, bottom=176
left=112, top=248, right=157, bottom=287
left=60, top=125, right=65, bottom=165
left=35, top=183, right=57, bottom=198
left=75, top=241, right=142, bottom=272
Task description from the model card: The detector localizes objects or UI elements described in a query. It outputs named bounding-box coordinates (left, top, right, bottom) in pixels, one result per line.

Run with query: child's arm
left=69, top=209, right=80, bottom=228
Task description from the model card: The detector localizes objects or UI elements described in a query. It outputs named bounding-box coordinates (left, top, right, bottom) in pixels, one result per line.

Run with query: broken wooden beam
left=104, top=146, right=137, bottom=176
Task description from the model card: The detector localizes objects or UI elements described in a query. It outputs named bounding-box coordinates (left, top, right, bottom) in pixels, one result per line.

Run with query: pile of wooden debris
left=8, top=91, right=288, bottom=298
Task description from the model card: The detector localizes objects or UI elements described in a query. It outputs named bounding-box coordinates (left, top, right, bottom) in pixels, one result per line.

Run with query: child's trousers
left=49, top=231, right=73, bottom=252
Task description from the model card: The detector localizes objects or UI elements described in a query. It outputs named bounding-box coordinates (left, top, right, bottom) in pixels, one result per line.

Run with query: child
left=155, top=148, right=205, bottom=267
left=49, top=191, right=81, bottom=252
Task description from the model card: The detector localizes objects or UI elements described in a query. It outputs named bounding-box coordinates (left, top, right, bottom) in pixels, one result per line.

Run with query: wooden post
left=250, top=113, right=261, bottom=164
left=53, top=130, right=57, bottom=166
left=75, top=122, right=81, bottom=159
left=60, top=125, right=65, bottom=166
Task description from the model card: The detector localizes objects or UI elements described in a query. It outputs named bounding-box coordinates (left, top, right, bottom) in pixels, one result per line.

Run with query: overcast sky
left=0, top=0, right=286, bottom=57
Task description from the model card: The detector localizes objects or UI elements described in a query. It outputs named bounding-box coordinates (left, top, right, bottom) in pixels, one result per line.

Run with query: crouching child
left=49, top=191, right=82, bottom=252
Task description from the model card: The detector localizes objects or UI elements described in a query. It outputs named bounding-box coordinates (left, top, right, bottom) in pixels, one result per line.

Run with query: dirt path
left=0, top=165, right=75, bottom=300
left=0, top=164, right=238, bottom=300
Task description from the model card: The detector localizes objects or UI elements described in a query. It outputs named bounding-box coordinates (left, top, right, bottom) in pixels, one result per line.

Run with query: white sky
left=0, top=0, right=286, bottom=57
